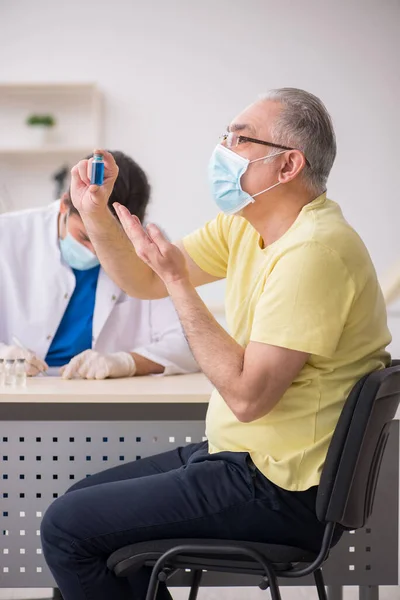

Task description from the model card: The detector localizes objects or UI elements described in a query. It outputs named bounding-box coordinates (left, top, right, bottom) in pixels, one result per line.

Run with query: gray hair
left=259, top=88, right=336, bottom=194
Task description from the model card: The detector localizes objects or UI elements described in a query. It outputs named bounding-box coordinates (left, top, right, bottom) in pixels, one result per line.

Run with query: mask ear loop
left=252, top=181, right=281, bottom=199
left=246, top=150, right=287, bottom=202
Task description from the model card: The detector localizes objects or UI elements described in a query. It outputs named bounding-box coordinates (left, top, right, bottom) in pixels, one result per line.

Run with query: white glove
left=61, top=350, right=137, bottom=380
left=0, top=344, right=48, bottom=376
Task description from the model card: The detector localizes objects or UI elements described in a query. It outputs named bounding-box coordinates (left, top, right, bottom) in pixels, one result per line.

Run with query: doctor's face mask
left=59, top=212, right=100, bottom=271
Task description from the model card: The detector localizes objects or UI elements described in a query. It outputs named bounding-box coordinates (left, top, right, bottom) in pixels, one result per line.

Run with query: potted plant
left=26, top=114, right=56, bottom=146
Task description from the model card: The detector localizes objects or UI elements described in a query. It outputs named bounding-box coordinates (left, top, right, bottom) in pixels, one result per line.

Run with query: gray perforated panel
left=0, top=421, right=206, bottom=587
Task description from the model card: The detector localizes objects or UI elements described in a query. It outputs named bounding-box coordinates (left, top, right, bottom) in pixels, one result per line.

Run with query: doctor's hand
left=61, top=350, right=137, bottom=380
left=113, top=203, right=190, bottom=288
left=0, top=345, right=48, bottom=377
left=70, top=149, right=119, bottom=216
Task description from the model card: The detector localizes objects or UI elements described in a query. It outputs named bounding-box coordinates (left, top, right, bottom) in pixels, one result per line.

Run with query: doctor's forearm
left=81, top=209, right=168, bottom=300
left=130, top=352, right=164, bottom=375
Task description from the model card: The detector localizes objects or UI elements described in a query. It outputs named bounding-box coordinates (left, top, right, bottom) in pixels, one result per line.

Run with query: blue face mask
left=59, top=215, right=100, bottom=271
left=208, top=144, right=285, bottom=215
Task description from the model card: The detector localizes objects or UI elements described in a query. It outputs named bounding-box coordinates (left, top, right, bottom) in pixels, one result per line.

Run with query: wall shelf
left=0, top=82, right=98, bottom=92
left=0, top=147, right=95, bottom=156
left=0, top=82, right=103, bottom=210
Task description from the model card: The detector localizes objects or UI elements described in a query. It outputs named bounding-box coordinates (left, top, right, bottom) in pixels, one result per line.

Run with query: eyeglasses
left=220, top=131, right=311, bottom=168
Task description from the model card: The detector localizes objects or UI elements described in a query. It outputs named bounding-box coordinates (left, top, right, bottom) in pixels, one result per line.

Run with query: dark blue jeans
left=41, top=442, right=325, bottom=600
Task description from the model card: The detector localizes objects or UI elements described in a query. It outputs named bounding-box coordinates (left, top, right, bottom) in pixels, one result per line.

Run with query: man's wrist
left=80, top=207, right=116, bottom=239
left=166, top=278, right=193, bottom=297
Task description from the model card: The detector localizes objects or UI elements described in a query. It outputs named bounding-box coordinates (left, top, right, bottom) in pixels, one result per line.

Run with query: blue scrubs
left=45, top=266, right=100, bottom=367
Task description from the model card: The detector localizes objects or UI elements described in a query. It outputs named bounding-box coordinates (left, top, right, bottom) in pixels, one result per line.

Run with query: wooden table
left=0, top=373, right=213, bottom=421
left=0, top=373, right=213, bottom=403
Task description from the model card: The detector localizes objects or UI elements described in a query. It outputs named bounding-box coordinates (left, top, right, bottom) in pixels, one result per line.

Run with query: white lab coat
left=0, top=202, right=198, bottom=375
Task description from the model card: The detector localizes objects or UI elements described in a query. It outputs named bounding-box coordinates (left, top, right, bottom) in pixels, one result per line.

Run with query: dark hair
left=65, top=150, right=151, bottom=222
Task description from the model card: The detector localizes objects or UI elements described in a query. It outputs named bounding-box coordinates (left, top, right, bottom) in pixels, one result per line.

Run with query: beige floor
left=0, top=587, right=399, bottom=599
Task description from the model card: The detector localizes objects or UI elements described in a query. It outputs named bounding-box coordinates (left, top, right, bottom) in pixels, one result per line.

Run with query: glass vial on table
left=90, top=153, right=104, bottom=185
left=4, top=359, right=16, bottom=386
left=0, top=358, right=4, bottom=387
left=15, top=358, right=27, bottom=387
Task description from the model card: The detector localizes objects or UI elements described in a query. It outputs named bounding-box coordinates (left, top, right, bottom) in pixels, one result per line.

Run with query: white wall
left=1, top=0, right=400, bottom=341
left=0, top=4, right=400, bottom=596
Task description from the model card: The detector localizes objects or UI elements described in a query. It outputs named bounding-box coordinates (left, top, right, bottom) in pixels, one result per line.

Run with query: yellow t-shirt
left=183, top=194, right=391, bottom=491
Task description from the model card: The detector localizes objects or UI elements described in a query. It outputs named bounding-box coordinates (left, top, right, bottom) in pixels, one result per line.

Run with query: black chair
left=107, top=362, right=400, bottom=600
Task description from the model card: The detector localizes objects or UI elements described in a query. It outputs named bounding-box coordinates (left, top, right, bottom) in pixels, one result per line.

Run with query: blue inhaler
left=91, top=153, right=105, bottom=185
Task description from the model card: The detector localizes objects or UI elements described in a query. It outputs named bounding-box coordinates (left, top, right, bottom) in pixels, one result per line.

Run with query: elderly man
left=41, top=88, right=391, bottom=600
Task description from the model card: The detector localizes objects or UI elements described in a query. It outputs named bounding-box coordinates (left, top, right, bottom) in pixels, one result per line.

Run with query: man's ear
left=279, top=150, right=307, bottom=184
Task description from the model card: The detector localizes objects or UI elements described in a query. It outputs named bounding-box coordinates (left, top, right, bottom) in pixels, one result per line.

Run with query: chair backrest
left=316, top=361, right=400, bottom=529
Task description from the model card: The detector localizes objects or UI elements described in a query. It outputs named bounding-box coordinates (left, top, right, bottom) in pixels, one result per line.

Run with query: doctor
left=0, top=150, right=198, bottom=378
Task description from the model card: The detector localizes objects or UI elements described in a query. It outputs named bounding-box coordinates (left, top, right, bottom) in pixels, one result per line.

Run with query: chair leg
left=145, top=567, right=161, bottom=600
left=314, top=568, right=328, bottom=600
left=266, top=574, right=282, bottom=600
left=188, top=569, right=203, bottom=600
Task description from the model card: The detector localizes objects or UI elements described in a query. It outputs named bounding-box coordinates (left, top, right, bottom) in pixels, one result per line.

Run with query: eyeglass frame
left=220, top=132, right=311, bottom=168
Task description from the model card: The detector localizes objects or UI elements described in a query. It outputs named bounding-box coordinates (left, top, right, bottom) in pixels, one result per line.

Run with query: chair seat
left=107, top=539, right=318, bottom=578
